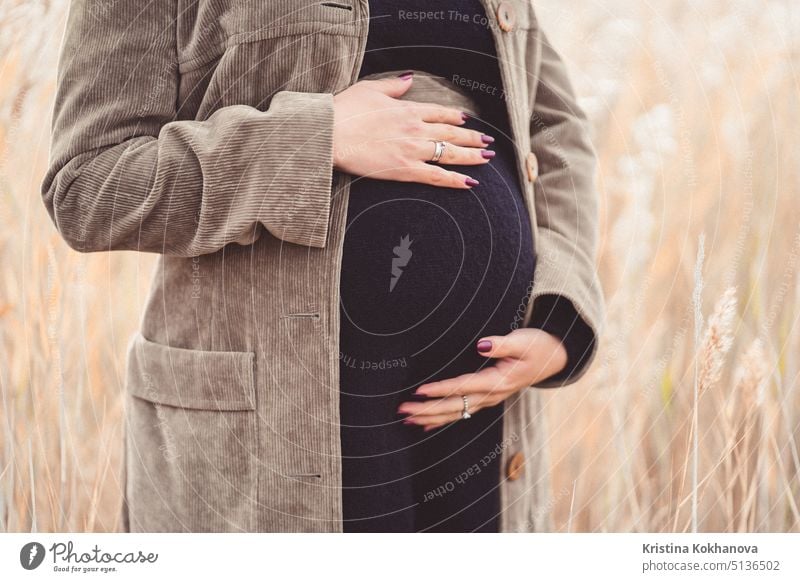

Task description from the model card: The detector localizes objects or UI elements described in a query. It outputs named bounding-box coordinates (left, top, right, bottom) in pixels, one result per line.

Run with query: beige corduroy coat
left=42, top=0, right=605, bottom=532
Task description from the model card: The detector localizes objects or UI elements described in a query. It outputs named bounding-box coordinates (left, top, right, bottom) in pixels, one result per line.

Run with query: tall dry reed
left=1, top=0, right=798, bottom=532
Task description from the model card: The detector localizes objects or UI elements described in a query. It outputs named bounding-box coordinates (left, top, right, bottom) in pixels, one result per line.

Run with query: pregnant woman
left=338, top=1, right=596, bottom=532
left=42, top=0, right=604, bottom=532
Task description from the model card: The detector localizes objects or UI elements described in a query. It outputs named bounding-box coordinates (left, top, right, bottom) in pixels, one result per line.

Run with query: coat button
left=496, top=1, right=516, bottom=32
left=526, top=151, right=539, bottom=182
left=507, top=451, right=525, bottom=480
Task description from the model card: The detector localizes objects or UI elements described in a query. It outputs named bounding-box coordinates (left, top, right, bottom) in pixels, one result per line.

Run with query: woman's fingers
left=424, top=123, right=493, bottom=148
left=409, top=413, right=463, bottom=429
left=399, top=396, right=467, bottom=417
left=414, top=367, right=506, bottom=398
left=401, top=162, right=481, bottom=189
left=399, top=100, right=494, bottom=148
left=475, top=333, right=530, bottom=359
left=405, top=101, right=467, bottom=126
left=398, top=393, right=499, bottom=419
left=415, top=139, right=494, bottom=166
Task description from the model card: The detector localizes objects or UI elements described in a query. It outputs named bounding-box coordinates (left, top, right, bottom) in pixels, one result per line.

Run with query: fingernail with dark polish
left=461, top=112, right=470, bottom=121
left=477, top=339, right=492, bottom=352
left=481, top=149, right=496, bottom=159
left=398, top=71, right=414, bottom=80
left=481, top=135, right=495, bottom=144
left=465, top=177, right=480, bottom=187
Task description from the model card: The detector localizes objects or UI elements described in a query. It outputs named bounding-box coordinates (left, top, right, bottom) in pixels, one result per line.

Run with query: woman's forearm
left=42, top=2, right=337, bottom=256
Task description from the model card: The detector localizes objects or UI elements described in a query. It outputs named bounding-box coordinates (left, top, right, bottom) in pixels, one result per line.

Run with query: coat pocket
left=123, top=332, right=257, bottom=532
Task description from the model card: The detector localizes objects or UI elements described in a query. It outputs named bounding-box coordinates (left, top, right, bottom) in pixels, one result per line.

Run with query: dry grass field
left=1, top=0, right=798, bottom=532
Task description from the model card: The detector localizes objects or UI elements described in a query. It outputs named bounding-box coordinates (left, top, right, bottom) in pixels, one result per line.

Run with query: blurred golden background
left=1, top=0, right=798, bottom=532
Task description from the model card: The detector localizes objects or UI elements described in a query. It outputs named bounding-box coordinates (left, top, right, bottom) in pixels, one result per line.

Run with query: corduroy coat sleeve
left=527, top=28, right=606, bottom=388
left=41, top=0, right=335, bottom=257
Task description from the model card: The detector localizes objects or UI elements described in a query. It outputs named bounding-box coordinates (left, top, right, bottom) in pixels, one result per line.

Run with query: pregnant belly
left=339, top=117, right=536, bottom=383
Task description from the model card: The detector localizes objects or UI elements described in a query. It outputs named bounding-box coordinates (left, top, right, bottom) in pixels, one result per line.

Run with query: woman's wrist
left=529, top=294, right=596, bottom=385
left=537, top=329, right=569, bottom=379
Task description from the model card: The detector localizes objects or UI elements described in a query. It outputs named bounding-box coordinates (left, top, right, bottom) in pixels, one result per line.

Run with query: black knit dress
left=338, top=0, right=592, bottom=532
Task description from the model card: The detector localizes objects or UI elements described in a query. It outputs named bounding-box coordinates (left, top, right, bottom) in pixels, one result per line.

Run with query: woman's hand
left=332, top=72, right=495, bottom=188
left=397, top=328, right=568, bottom=430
